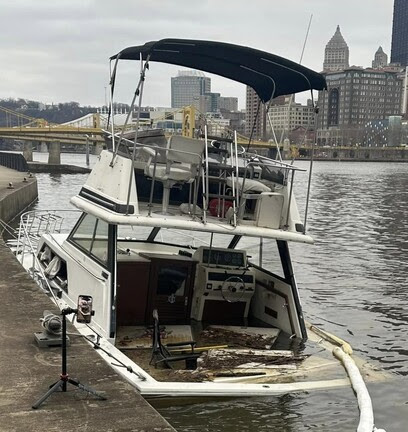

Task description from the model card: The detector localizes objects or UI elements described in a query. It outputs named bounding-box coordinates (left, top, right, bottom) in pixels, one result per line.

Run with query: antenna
left=302, top=14, right=316, bottom=235
left=300, top=14, right=313, bottom=64
left=275, top=14, right=314, bottom=155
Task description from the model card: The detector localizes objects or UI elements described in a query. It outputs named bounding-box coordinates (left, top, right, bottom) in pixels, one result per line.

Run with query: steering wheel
left=237, top=145, right=246, bottom=155
left=221, top=276, right=246, bottom=303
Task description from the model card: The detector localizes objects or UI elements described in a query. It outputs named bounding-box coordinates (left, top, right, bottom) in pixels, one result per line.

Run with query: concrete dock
left=0, top=169, right=175, bottom=432
left=0, top=240, right=175, bottom=432
left=0, top=165, right=38, bottom=223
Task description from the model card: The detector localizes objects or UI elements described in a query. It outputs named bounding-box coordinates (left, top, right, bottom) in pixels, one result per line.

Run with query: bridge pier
left=23, top=142, right=33, bottom=162
left=92, top=142, right=104, bottom=155
left=40, top=142, right=48, bottom=153
left=48, top=141, right=61, bottom=165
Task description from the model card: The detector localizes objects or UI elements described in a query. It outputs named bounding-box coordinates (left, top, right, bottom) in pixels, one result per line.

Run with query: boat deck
left=116, top=324, right=346, bottom=385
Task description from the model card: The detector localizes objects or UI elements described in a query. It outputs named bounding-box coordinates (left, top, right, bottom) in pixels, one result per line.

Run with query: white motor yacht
left=14, top=39, right=387, bottom=404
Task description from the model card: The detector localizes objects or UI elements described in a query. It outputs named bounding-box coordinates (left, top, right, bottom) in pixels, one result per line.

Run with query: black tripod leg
left=32, top=379, right=64, bottom=409
left=67, top=378, right=107, bottom=400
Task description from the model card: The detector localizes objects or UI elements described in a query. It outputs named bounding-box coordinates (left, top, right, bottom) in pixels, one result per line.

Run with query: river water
left=29, top=153, right=408, bottom=431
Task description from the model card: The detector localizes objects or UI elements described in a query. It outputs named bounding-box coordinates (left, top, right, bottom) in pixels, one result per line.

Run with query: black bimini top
left=111, top=39, right=326, bottom=102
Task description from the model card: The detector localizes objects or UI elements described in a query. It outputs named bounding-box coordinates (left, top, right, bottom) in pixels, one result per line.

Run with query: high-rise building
left=245, top=90, right=298, bottom=140
left=372, top=47, right=388, bottom=69
left=219, top=97, right=238, bottom=112
left=316, top=67, right=403, bottom=145
left=171, top=70, right=211, bottom=108
left=391, top=0, right=408, bottom=66
left=194, top=92, right=220, bottom=113
left=245, top=86, right=266, bottom=139
left=323, top=26, right=350, bottom=72
left=266, top=100, right=316, bottom=142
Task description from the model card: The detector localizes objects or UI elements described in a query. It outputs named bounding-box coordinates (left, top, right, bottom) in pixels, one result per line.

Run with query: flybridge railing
left=109, top=126, right=306, bottom=231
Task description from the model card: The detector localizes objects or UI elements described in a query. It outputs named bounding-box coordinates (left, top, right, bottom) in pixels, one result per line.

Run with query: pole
left=125, top=54, right=149, bottom=214
left=403, top=66, right=408, bottom=115
left=85, top=136, right=90, bottom=166
left=61, top=314, right=67, bottom=391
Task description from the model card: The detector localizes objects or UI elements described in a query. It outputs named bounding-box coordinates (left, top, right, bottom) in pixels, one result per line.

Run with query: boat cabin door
left=141, top=253, right=196, bottom=325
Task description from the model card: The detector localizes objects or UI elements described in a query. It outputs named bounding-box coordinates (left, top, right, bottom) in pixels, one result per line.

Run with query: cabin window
left=69, top=213, right=109, bottom=266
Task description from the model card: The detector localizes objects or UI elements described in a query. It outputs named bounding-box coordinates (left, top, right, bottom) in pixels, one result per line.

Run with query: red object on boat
left=209, top=199, right=233, bottom=217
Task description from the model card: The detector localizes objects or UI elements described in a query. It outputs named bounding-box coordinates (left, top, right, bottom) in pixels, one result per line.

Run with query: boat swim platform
left=0, top=237, right=175, bottom=432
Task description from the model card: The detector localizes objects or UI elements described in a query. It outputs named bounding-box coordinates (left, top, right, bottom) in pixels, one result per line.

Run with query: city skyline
left=0, top=0, right=394, bottom=109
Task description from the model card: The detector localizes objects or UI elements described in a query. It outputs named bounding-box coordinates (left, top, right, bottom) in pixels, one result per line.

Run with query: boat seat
left=225, top=177, right=272, bottom=219
left=144, top=162, right=192, bottom=182
left=142, top=135, right=205, bottom=214
left=226, top=177, right=271, bottom=193
left=150, top=309, right=200, bottom=370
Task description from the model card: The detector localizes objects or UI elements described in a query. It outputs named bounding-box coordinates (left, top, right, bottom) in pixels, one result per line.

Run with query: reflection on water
left=32, top=156, right=408, bottom=431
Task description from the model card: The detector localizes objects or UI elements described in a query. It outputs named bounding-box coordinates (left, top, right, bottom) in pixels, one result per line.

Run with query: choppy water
left=30, top=153, right=408, bottom=431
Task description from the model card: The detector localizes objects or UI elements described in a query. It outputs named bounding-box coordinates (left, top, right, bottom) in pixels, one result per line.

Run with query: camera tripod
left=32, top=307, right=107, bottom=409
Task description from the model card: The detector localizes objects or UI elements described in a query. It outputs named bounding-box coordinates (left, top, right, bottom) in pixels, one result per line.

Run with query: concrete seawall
left=0, top=165, right=176, bottom=431
left=0, top=237, right=175, bottom=432
left=27, top=162, right=91, bottom=174
left=0, top=165, right=38, bottom=223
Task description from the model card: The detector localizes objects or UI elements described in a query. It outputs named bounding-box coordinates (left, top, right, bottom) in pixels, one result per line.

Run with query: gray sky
left=0, top=0, right=394, bottom=109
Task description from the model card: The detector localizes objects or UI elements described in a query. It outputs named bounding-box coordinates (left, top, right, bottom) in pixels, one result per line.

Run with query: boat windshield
left=116, top=226, right=284, bottom=277
left=69, top=213, right=109, bottom=266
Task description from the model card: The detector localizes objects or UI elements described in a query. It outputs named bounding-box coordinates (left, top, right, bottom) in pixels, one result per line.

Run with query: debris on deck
left=199, top=326, right=280, bottom=349
left=198, top=348, right=308, bottom=371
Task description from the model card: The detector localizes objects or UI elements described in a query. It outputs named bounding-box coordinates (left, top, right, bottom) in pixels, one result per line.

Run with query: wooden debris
left=199, top=327, right=278, bottom=349
left=198, top=348, right=308, bottom=370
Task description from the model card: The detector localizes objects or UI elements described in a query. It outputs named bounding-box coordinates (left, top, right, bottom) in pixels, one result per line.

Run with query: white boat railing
left=14, top=209, right=80, bottom=305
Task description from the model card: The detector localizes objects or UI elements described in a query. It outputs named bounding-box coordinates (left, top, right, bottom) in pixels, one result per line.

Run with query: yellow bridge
left=0, top=105, right=284, bottom=164
left=0, top=106, right=105, bottom=146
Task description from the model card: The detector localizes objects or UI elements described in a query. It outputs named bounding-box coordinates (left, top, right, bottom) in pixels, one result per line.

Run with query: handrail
left=17, top=214, right=62, bottom=308
left=139, top=142, right=206, bottom=219
left=203, top=126, right=210, bottom=223
left=244, top=153, right=306, bottom=171
left=15, top=209, right=81, bottom=309
left=0, top=218, right=18, bottom=238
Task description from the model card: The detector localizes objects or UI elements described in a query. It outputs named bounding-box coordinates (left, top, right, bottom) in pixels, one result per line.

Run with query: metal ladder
left=202, top=126, right=240, bottom=226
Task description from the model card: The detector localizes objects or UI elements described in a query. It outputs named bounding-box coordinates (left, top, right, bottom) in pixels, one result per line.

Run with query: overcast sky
left=0, top=0, right=395, bottom=109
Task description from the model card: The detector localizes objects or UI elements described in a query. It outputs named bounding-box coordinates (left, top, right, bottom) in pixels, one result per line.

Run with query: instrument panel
left=194, top=246, right=246, bottom=268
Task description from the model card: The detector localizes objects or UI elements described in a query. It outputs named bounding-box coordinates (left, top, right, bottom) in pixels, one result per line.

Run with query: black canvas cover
left=111, top=39, right=326, bottom=102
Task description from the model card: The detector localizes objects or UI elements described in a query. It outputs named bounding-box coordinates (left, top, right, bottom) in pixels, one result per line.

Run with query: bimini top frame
left=110, top=38, right=327, bottom=103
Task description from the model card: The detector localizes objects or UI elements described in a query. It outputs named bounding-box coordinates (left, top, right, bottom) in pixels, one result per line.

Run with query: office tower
left=266, top=99, right=316, bottom=141
left=391, top=0, right=408, bottom=66
left=219, top=97, right=238, bottom=112
left=171, top=71, right=211, bottom=108
left=245, top=86, right=266, bottom=139
left=372, top=47, right=388, bottom=69
left=317, top=67, right=402, bottom=145
left=323, top=26, right=350, bottom=72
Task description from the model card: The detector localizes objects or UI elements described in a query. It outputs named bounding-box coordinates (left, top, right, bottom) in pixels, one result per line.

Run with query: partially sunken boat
left=15, top=40, right=387, bottom=405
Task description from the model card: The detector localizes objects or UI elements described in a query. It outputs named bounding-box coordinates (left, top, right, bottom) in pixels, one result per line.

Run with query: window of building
left=328, top=88, right=340, bottom=127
